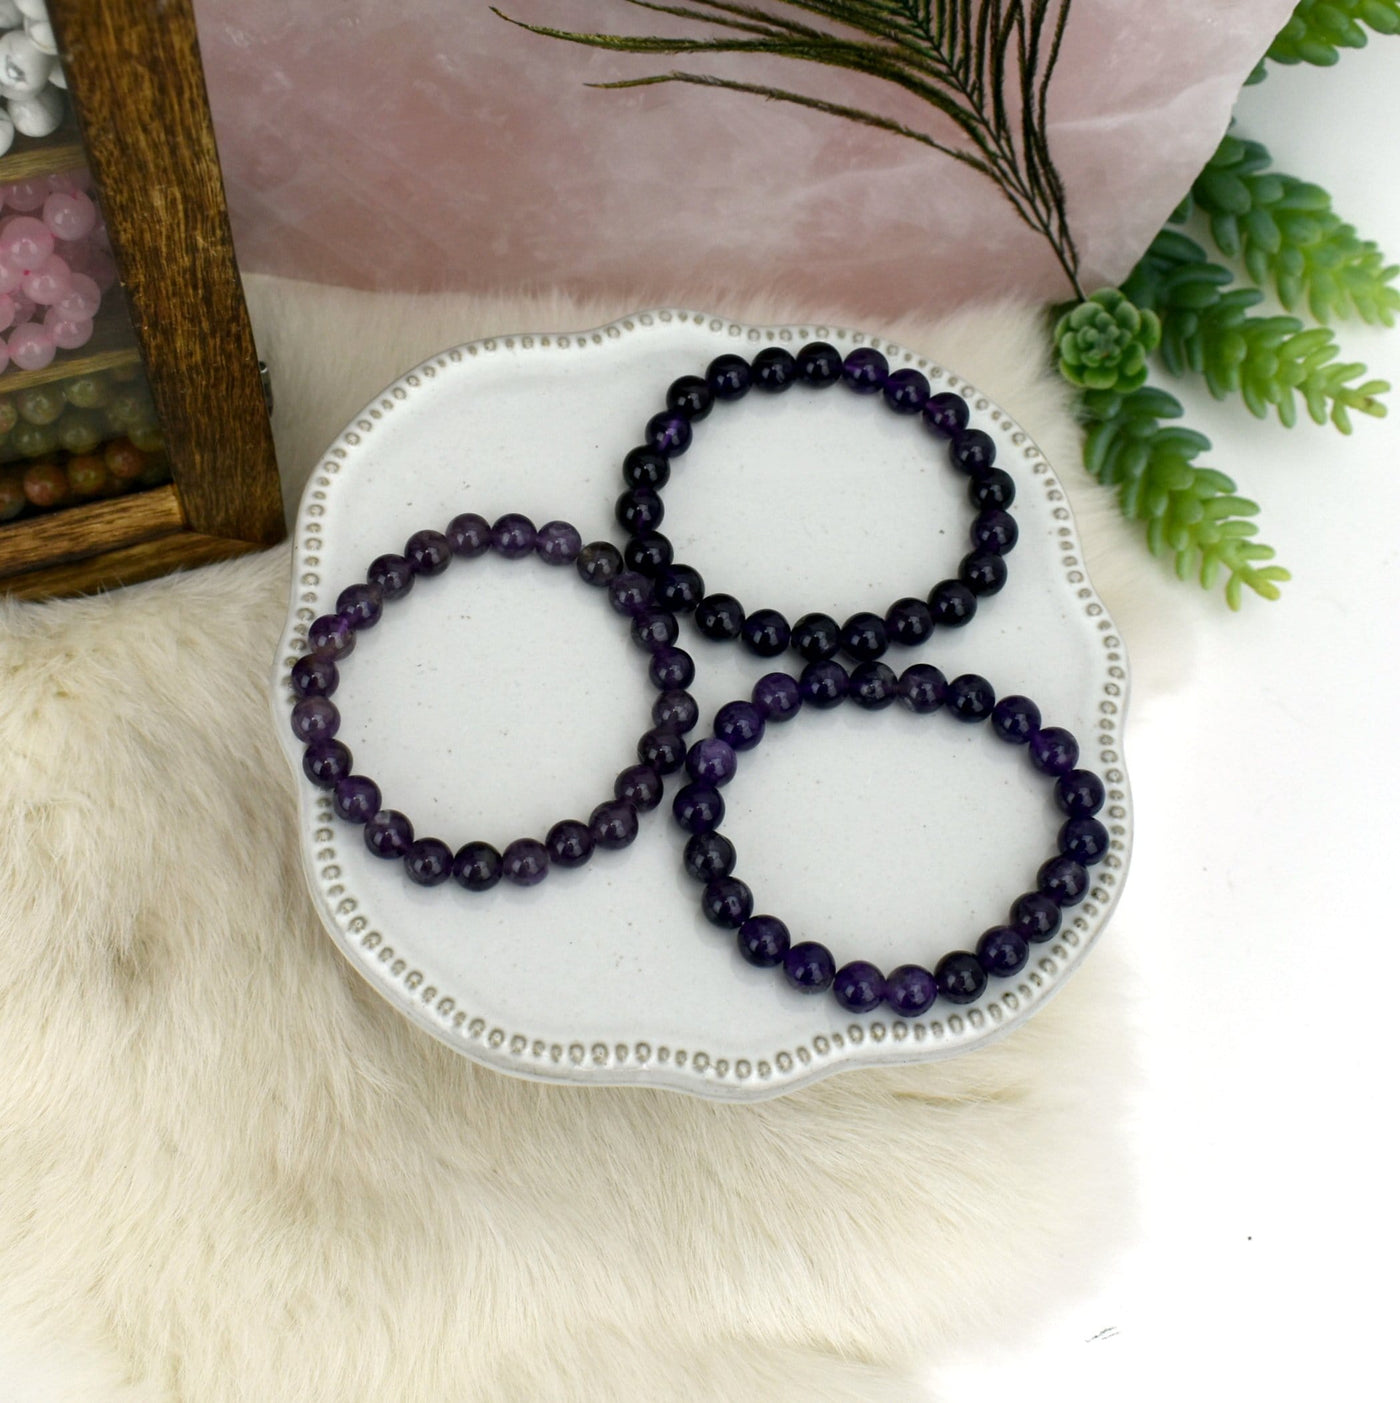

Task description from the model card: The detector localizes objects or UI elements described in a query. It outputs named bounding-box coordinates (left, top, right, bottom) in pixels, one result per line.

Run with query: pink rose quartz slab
left=273, top=310, right=1132, bottom=1100
left=200, top=0, right=1294, bottom=311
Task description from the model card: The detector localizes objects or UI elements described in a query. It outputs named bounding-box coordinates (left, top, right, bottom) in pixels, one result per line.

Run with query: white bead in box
left=272, top=309, right=1133, bottom=1101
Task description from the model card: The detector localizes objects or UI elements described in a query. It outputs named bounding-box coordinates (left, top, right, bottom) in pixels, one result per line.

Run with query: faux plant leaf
left=1267, top=0, right=1400, bottom=67
left=1175, top=133, right=1400, bottom=326
left=1122, top=229, right=1390, bottom=432
left=1076, top=387, right=1289, bottom=608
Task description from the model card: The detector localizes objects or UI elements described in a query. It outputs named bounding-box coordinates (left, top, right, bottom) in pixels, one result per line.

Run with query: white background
left=938, top=44, right=1400, bottom=1400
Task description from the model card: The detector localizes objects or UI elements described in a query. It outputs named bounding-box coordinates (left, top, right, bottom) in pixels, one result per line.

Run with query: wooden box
left=0, top=0, right=281, bottom=601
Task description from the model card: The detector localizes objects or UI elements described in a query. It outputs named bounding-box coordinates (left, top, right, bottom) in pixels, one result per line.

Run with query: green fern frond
left=1267, top=0, right=1400, bottom=67
left=1173, top=134, right=1400, bottom=326
left=1121, top=230, right=1389, bottom=431
left=1078, top=387, right=1289, bottom=607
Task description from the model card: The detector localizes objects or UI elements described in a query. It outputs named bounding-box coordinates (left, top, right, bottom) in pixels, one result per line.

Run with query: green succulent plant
left=1175, top=134, right=1400, bottom=325
left=1054, top=289, right=1161, bottom=393
left=1079, top=388, right=1290, bottom=609
left=1268, top=0, right=1400, bottom=66
left=1121, top=229, right=1389, bottom=431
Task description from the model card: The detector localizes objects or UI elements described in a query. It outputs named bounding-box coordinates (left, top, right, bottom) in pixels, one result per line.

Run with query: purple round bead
left=741, top=608, right=791, bottom=658
left=535, top=520, right=583, bottom=565
left=616, top=488, right=665, bottom=534
left=737, top=915, right=790, bottom=968
left=502, top=837, right=550, bottom=886
left=625, top=532, right=673, bottom=577
left=652, top=690, right=699, bottom=734
left=701, top=876, right=753, bottom=929
left=631, top=608, right=679, bottom=653
left=404, top=837, right=454, bottom=886
left=695, top=593, right=745, bottom=641
left=796, top=341, right=842, bottom=386
left=934, top=951, right=987, bottom=1004
left=447, top=512, right=491, bottom=557
left=833, top=960, right=886, bottom=1013
left=922, top=391, right=970, bottom=437
left=850, top=661, right=897, bottom=710
left=614, top=763, right=663, bottom=813
left=546, top=819, right=595, bottom=869
left=1012, top=891, right=1062, bottom=943
left=367, top=553, right=416, bottom=601
left=290, top=653, right=337, bottom=698
left=1028, top=727, right=1080, bottom=776
left=608, top=571, right=654, bottom=617
left=648, top=646, right=695, bottom=691
left=991, top=694, right=1041, bottom=743
left=637, top=726, right=686, bottom=775
left=784, top=940, right=836, bottom=993
left=1056, top=769, right=1106, bottom=816
left=453, top=841, right=502, bottom=892
left=645, top=412, right=692, bottom=457
left=589, top=799, right=640, bottom=850
left=840, top=611, right=887, bottom=662
left=673, top=783, right=725, bottom=835
left=405, top=529, right=451, bottom=576
left=684, top=830, right=735, bottom=882
left=666, top=374, right=713, bottom=421
left=715, top=700, right=765, bottom=751
left=960, top=551, right=1008, bottom=596
left=882, top=367, right=930, bottom=414
left=752, top=672, right=802, bottom=722
left=336, top=582, right=383, bottom=630
left=951, top=428, right=997, bottom=475
left=752, top=346, right=798, bottom=392
left=842, top=347, right=888, bottom=394
left=792, top=612, right=841, bottom=662
left=706, top=353, right=751, bottom=400
left=491, top=513, right=537, bottom=558
left=971, top=508, right=1018, bottom=555
left=897, top=663, right=946, bottom=713
left=576, top=541, right=623, bottom=587
left=928, top=579, right=977, bottom=628
left=332, top=774, right=381, bottom=824
left=947, top=673, right=996, bottom=722
left=884, top=597, right=933, bottom=647
left=885, top=964, right=937, bottom=1016
left=685, top=737, right=738, bottom=787
left=1060, top=816, right=1110, bottom=866
left=976, top=926, right=1029, bottom=977
left=655, top=564, right=705, bottom=614
left=364, top=808, right=413, bottom=859
left=307, top=613, right=355, bottom=659
left=302, top=739, right=353, bottom=788
left=291, top=695, right=339, bottom=742
left=623, top=447, right=670, bottom=489
left=1037, top=855, right=1090, bottom=906
left=799, top=659, right=849, bottom=709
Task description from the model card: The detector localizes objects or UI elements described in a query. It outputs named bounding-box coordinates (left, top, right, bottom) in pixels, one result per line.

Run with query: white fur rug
left=0, top=284, right=1168, bottom=1402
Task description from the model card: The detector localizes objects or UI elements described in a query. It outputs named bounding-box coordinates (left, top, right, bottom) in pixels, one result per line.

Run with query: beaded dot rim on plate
left=670, top=659, right=1108, bottom=1016
left=272, top=308, right=1132, bottom=1102
left=618, top=341, right=1019, bottom=664
left=289, top=511, right=703, bottom=889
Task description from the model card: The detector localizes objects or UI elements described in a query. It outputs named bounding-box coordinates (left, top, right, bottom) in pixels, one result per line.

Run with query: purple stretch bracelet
left=672, top=660, right=1108, bottom=1015
left=290, top=513, right=700, bottom=891
left=617, top=342, right=1018, bottom=665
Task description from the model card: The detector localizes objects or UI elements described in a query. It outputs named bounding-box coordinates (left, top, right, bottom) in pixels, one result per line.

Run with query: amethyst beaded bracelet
left=672, top=661, right=1108, bottom=1015
left=290, top=513, right=700, bottom=891
left=617, top=342, right=1018, bottom=665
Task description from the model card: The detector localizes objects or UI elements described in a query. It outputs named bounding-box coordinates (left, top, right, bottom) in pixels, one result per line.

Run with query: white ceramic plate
left=272, top=309, right=1131, bottom=1102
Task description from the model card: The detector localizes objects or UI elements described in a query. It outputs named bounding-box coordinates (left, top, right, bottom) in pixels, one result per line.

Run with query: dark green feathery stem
left=495, top=0, right=1084, bottom=297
